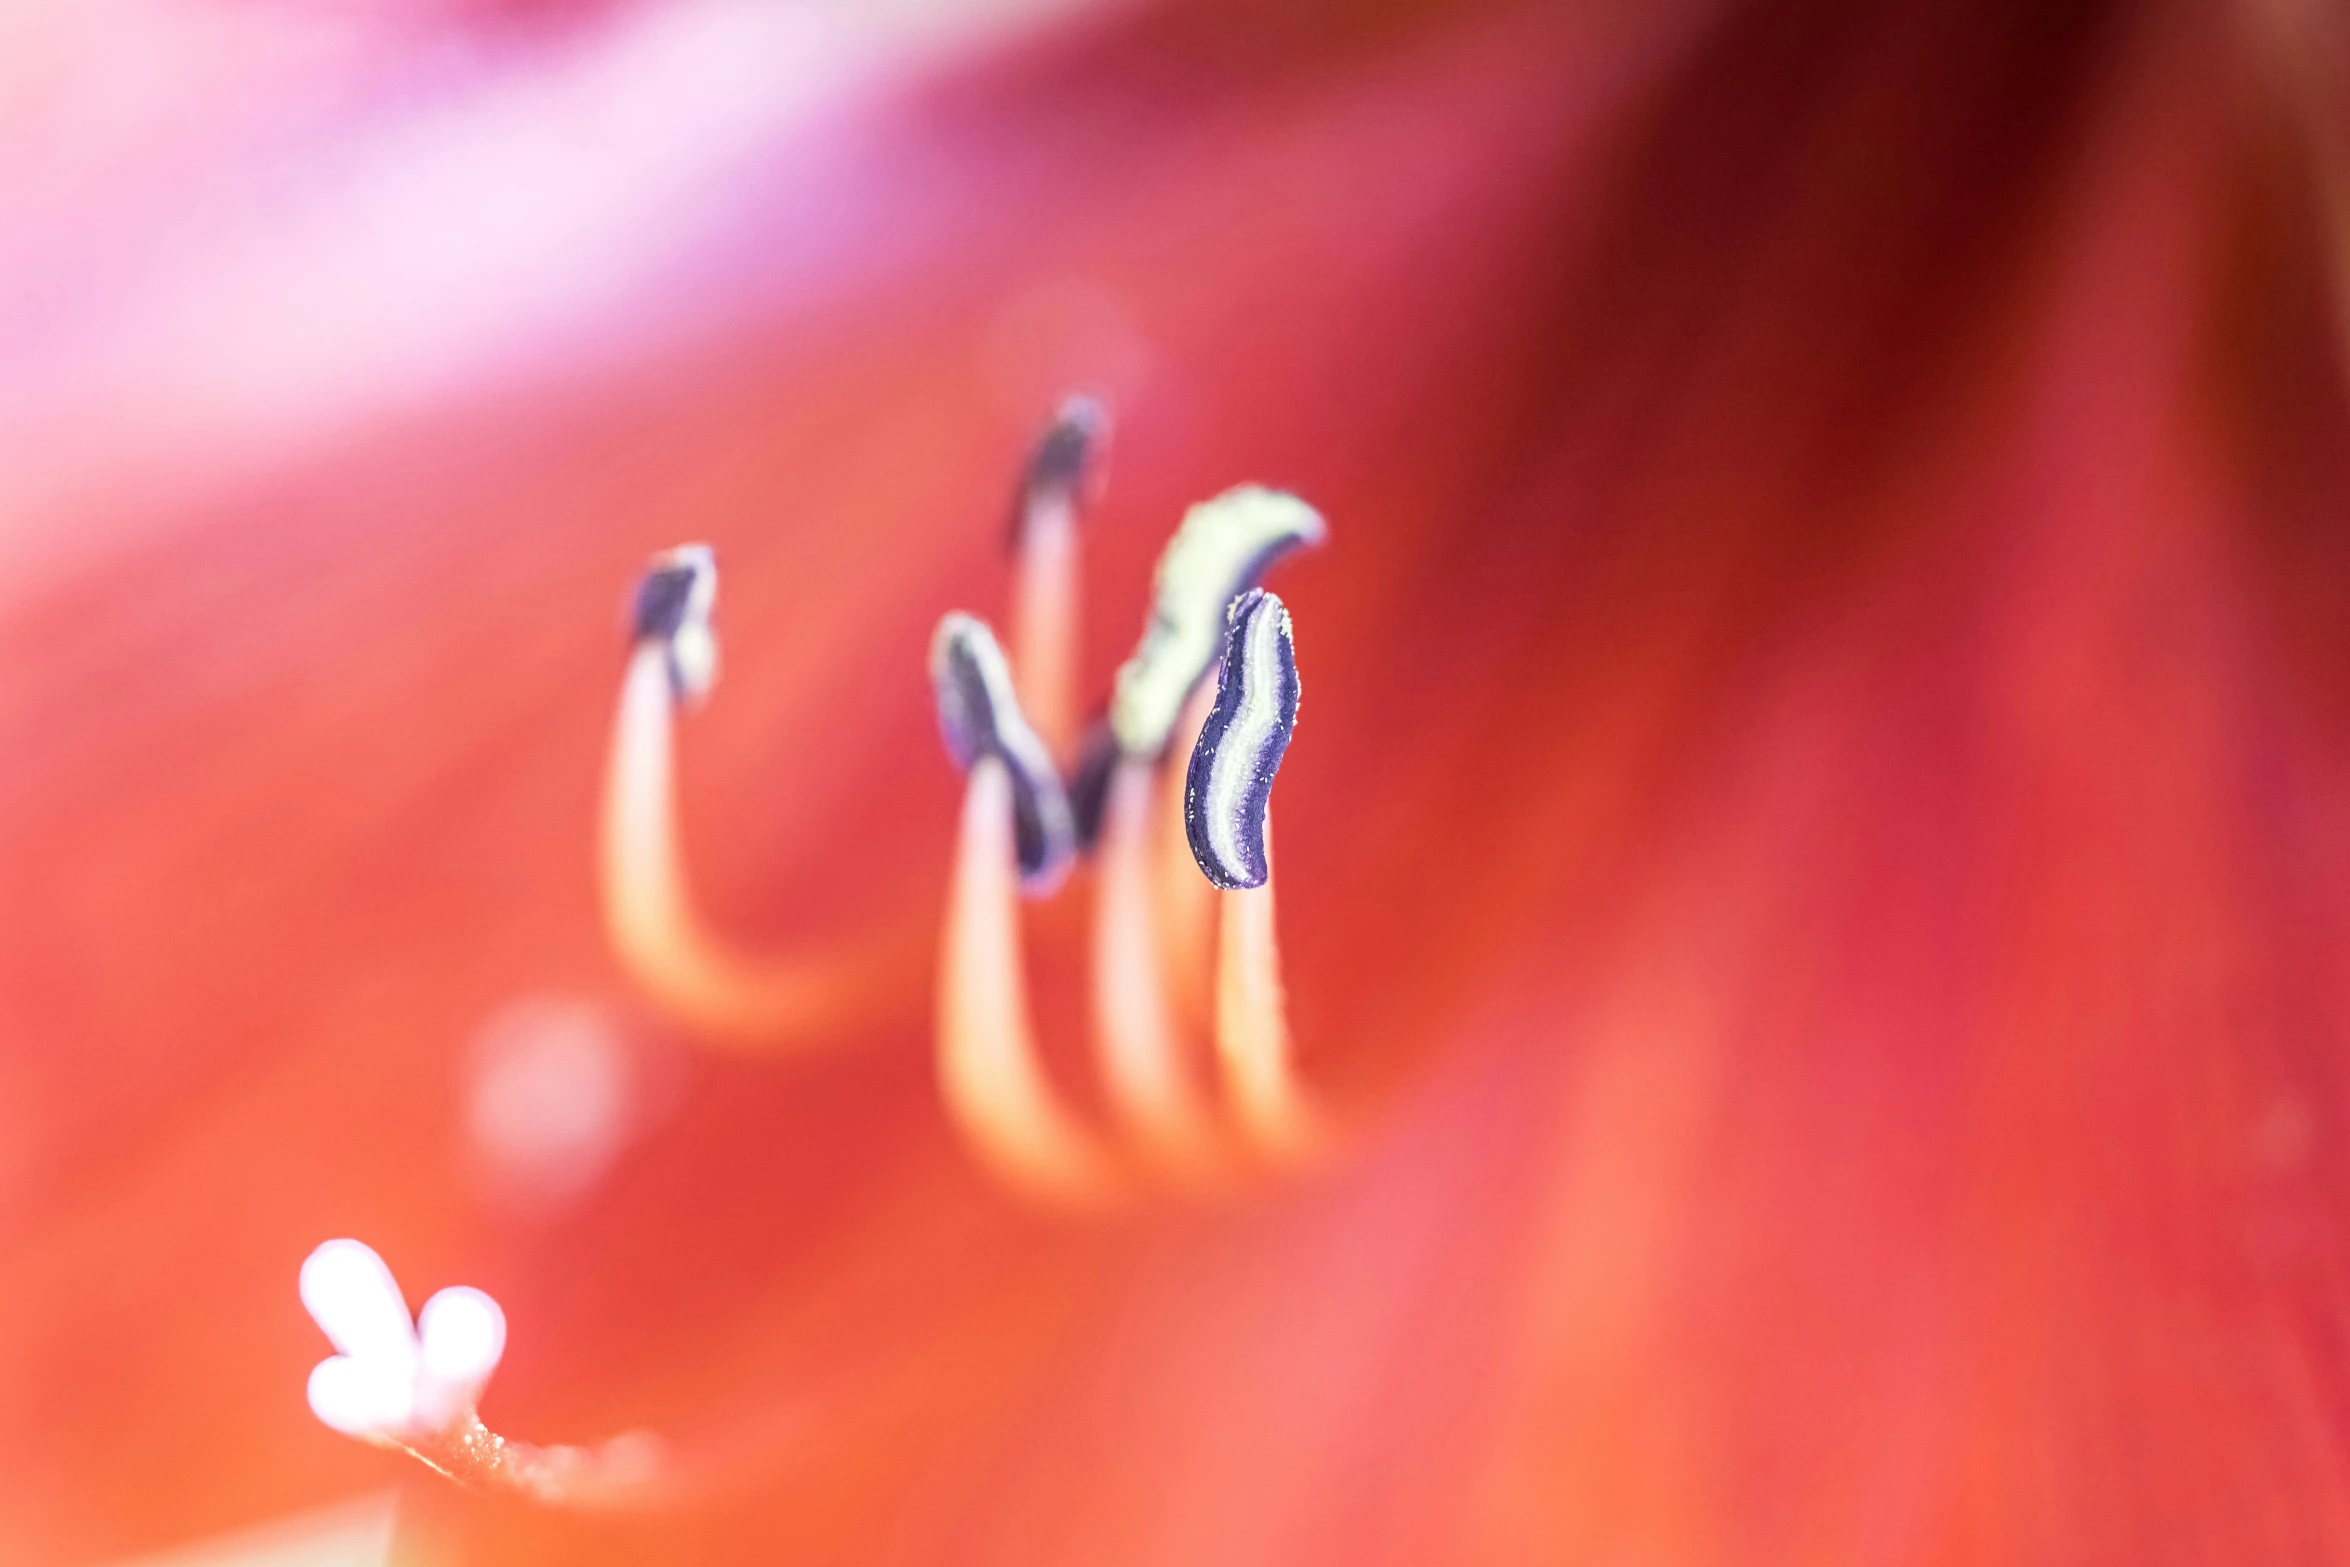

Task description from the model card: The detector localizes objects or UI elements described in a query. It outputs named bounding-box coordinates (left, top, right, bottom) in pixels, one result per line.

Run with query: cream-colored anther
left=1109, top=487, right=1323, bottom=756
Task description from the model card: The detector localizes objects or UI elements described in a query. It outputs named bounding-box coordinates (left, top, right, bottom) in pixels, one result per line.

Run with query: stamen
left=1089, top=753, right=1227, bottom=1186
left=934, top=465, right=1330, bottom=1206
left=1108, top=486, right=1324, bottom=758
left=1009, top=397, right=1110, bottom=756
left=938, top=759, right=1127, bottom=1209
left=1183, top=589, right=1298, bottom=891
left=930, top=613, right=1077, bottom=896
left=602, top=547, right=876, bottom=1045
left=301, top=1240, right=661, bottom=1507
left=1182, top=592, right=1322, bottom=1160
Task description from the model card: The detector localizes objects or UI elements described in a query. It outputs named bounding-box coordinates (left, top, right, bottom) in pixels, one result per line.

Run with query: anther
left=931, top=612, right=1077, bottom=896
left=1011, top=395, right=1111, bottom=543
left=630, top=543, right=718, bottom=702
left=1184, top=589, right=1299, bottom=891
left=1108, top=486, right=1323, bottom=757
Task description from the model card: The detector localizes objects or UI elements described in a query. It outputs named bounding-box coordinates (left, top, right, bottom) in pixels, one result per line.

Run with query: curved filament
left=1011, top=485, right=1081, bottom=757
left=1090, top=756, right=1227, bottom=1187
left=601, top=644, right=875, bottom=1045
left=939, top=759, right=1127, bottom=1209
left=1214, top=843, right=1323, bottom=1164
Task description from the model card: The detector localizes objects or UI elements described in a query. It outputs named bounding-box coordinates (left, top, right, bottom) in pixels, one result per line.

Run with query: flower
left=5, top=0, right=2349, bottom=1562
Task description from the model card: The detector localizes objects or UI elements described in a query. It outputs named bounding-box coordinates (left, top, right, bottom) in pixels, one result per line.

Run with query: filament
left=601, top=643, right=874, bottom=1046
left=1213, top=839, right=1324, bottom=1164
left=939, top=758, right=1127, bottom=1209
left=1011, top=483, right=1081, bottom=757
left=1154, top=682, right=1221, bottom=1036
left=1089, top=755, right=1227, bottom=1186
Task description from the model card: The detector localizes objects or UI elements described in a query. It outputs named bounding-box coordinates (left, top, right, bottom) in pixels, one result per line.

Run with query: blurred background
left=4, top=0, right=2350, bottom=1562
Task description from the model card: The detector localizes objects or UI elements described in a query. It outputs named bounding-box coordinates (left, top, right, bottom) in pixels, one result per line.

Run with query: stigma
left=298, top=1238, right=659, bottom=1506
left=301, top=1238, right=498, bottom=1442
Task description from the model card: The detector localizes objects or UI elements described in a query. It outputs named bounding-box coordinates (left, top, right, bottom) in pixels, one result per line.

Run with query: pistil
left=300, top=1239, right=660, bottom=1508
